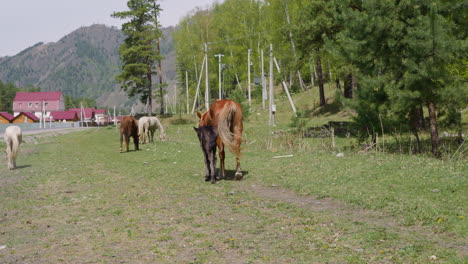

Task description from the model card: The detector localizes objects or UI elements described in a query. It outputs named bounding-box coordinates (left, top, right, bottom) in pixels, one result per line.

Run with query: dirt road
left=0, top=127, right=92, bottom=138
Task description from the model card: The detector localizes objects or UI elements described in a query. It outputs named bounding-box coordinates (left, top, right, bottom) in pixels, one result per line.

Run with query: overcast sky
left=0, top=0, right=220, bottom=57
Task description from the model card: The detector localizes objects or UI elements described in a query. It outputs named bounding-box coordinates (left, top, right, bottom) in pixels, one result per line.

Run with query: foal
left=194, top=126, right=218, bottom=183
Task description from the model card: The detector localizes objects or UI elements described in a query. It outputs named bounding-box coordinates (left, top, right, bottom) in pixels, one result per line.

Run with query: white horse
left=138, top=116, right=166, bottom=144
left=4, top=126, right=22, bottom=170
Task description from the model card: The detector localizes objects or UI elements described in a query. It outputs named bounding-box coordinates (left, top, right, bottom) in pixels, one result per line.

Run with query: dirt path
left=237, top=182, right=467, bottom=257
left=0, top=127, right=91, bottom=139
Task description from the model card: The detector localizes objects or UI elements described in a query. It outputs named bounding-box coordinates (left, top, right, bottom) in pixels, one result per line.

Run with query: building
left=0, top=112, right=14, bottom=123
left=49, top=111, right=79, bottom=122
left=11, top=112, right=40, bottom=123
left=13, top=91, right=65, bottom=119
left=69, top=108, right=95, bottom=122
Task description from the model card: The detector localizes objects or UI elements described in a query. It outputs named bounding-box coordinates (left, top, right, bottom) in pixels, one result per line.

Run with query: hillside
left=0, top=24, right=176, bottom=110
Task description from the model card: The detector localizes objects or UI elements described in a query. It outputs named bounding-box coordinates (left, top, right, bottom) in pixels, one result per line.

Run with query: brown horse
left=197, top=99, right=243, bottom=181
left=120, top=116, right=139, bottom=152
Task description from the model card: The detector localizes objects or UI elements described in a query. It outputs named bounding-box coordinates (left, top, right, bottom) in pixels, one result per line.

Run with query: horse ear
left=196, top=112, right=202, bottom=119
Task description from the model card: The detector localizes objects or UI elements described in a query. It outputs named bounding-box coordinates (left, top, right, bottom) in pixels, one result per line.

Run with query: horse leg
left=6, top=140, right=13, bottom=169
left=120, top=133, right=123, bottom=153
left=235, top=155, right=242, bottom=180
left=151, top=129, right=155, bottom=143
left=210, top=148, right=217, bottom=184
left=144, top=128, right=149, bottom=144
left=217, top=137, right=225, bottom=180
left=125, top=134, right=130, bottom=152
left=134, top=135, right=139, bottom=151
left=203, top=152, right=210, bottom=182
left=234, top=127, right=243, bottom=180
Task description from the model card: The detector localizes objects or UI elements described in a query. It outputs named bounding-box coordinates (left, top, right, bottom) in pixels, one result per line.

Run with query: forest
left=172, top=0, right=467, bottom=157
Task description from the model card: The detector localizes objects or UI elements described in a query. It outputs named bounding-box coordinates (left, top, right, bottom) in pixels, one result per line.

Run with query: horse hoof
left=205, top=177, right=210, bottom=182
left=235, top=172, right=243, bottom=180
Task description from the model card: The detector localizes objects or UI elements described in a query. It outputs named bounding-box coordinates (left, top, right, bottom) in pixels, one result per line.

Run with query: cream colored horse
left=4, top=126, right=22, bottom=170
left=138, top=116, right=166, bottom=144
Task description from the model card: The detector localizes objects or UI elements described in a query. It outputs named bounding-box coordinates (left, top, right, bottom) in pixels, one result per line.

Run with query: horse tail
left=10, top=133, right=20, bottom=161
left=137, top=118, right=144, bottom=140
left=5, top=126, right=21, bottom=168
left=217, top=101, right=242, bottom=155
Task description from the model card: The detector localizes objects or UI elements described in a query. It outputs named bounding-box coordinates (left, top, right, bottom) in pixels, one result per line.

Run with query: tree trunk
left=157, top=40, right=164, bottom=115
left=344, top=73, right=354, bottom=99
left=146, top=70, right=153, bottom=116
left=316, top=54, right=326, bottom=106
left=427, top=101, right=440, bottom=157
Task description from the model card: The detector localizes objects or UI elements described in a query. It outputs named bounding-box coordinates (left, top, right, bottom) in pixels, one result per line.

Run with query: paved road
left=0, top=127, right=92, bottom=138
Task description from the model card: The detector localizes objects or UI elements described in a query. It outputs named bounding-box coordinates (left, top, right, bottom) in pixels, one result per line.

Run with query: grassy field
left=0, top=87, right=466, bottom=263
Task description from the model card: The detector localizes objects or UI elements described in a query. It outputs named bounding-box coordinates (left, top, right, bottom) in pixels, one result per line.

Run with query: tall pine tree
left=112, top=0, right=163, bottom=116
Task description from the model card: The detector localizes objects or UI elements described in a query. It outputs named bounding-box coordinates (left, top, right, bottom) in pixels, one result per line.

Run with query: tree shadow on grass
left=309, top=100, right=342, bottom=117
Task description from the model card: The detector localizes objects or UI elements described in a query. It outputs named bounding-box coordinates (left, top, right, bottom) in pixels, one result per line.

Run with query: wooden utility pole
left=157, top=39, right=164, bottom=115
left=269, top=44, right=275, bottom=126
left=113, top=105, right=117, bottom=131
left=186, top=71, right=189, bottom=114
left=191, top=55, right=206, bottom=114
left=261, top=49, right=266, bottom=109
left=248, top=49, right=252, bottom=106
left=174, top=83, right=177, bottom=114
left=273, top=57, right=297, bottom=116
left=214, top=53, right=224, bottom=100
left=204, top=43, right=210, bottom=110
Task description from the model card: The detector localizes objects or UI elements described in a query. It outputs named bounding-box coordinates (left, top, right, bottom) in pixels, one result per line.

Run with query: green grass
left=0, top=118, right=465, bottom=263
left=0, top=85, right=466, bottom=263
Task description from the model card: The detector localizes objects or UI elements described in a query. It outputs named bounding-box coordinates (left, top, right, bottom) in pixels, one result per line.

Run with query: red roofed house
left=49, top=111, right=79, bottom=122
left=13, top=91, right=65, bottom=119
left=0, top=112, right=14, bottom=123
left=11, top=112, right=40, bottom=123
left=68, top=108, right=95, bottom=122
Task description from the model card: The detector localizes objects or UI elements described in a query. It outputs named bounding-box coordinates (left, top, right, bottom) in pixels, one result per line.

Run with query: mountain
left=0, top=24, right=176, bottom=111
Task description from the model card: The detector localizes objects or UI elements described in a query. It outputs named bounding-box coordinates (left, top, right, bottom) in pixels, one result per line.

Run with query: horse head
left=159, top=129, right=167, bottom=142
left=196, top=111, right=211, bottom=126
